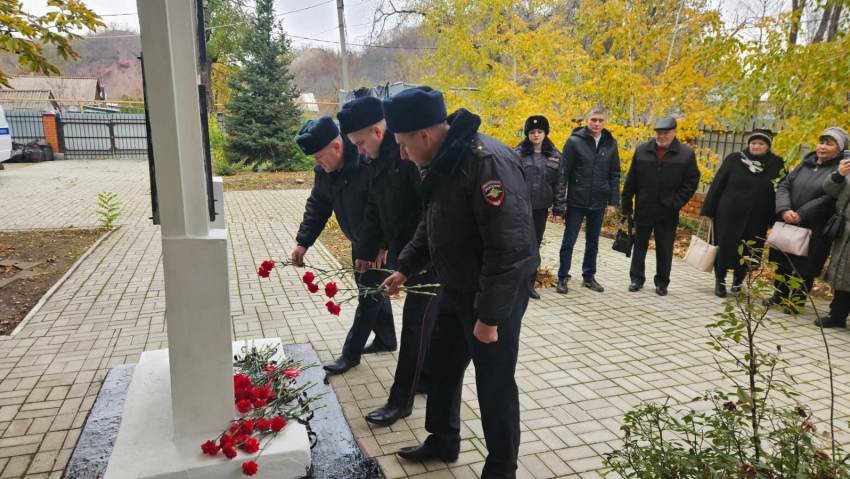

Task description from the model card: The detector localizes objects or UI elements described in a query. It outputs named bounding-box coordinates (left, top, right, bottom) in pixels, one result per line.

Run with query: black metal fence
left=59, top=113, right=148, bottom=159
left=7, top=111, right=46, bottom=144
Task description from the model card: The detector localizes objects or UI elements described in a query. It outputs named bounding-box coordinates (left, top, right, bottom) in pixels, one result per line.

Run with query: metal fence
left=7, top=111, right=46, bottom=144
left=59, top=113, right=148, bottom=159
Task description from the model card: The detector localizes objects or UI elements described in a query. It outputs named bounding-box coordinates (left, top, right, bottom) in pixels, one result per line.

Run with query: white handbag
left=766, top=221, right=811, bottom=257
left=684, top=220, right=719, bottom=272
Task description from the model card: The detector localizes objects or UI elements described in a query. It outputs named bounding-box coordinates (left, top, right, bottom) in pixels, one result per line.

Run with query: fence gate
left=59, top=113, right=148, bottom=159
left=7, top=112, right=46, bottom=144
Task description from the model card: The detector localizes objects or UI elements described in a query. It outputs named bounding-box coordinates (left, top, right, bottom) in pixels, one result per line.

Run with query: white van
left=0, top=105, right=11, bottom=163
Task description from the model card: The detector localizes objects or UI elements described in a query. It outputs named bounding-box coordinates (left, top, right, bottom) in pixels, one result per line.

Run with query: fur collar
left=428, top=108, right=482, bottom=177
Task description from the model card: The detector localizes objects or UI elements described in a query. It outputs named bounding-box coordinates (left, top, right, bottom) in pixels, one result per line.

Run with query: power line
left=206, top=0, right=334, bottom=31
left=288, top=34, right=434, bottom=49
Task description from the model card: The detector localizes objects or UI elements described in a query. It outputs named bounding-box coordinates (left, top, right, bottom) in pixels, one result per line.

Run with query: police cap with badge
left=382, top=86, right=448, bottom=133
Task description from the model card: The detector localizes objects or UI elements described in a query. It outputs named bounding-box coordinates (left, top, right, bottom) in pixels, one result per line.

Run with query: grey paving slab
left=0, top=160, right=847, bottom=479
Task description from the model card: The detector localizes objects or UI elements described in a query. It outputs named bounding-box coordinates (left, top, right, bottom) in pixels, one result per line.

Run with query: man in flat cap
left=337, top=96, right=443, bottom=426
left=622, top=116, right=701, bottom=295
left=292, top=115, right=395, bottom=374
left=379, top=86, right=539, bottom=478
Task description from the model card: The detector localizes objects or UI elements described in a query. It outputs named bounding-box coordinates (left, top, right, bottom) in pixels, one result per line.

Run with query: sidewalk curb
left=9, top=228, right=116, bottom=337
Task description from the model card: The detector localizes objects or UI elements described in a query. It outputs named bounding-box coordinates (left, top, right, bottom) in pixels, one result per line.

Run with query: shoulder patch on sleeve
left=481, top=179, right=505, bottom=206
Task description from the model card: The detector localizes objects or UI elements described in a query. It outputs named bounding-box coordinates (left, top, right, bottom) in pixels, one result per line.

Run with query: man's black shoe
left=628, top=282, right=643, bottom=292
left=582, top=279, right=605, bottom=293
left=530, top=289, right=541, bottom=300
left=764, top=293, right=783, bottom=307
left=323, top=355, right=360, bottom=374
left=656, top=286, right=668, bottom=296
left=814, top=314, right=847, bottom=328
left=397, top=443, right=459, bottom=463
left=362, top=342, right=396, bottom=355
left=715, top=282, right=727, bottom=298
left=556, top=278, right=568, bottom=294
left=365, top=403, right=413, bottom=426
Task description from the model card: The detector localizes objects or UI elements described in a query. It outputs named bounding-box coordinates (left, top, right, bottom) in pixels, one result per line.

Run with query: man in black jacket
left=379, top=87, right=538, bottom=479
left=339, top=96, right=443, bottom=426
left=621, top=117, right=701, bottom=296
left=292, top=116, right=395, bottom=374
left=556, top=107, right=620, bottom=294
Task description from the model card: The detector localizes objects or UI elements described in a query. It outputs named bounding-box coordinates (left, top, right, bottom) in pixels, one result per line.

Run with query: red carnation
left=234, top=375, right=253, bottom=391
left=252, top=399, right=266, bottom=408
left=256, top=386, right=270, bottom=400
left=230, top=423, right=240, bottom=434
left=236, top=400, right=252, bottom=414
left=239, top=420, right=254, bottom=436
left=266, top=364, right=276, bottom=372
left=326, top=301, right=341, bottom=316
left=241, top=437, right=260, bottom=454
left=282, top=367, right=301, bottom=378
left=222, top=446, right=237, bottom=460
left=256, top=418, right=271, bottom=431
left=201, top=440, right=220, bottom=456
left=235, top=388, right=247, bottom=402
left=260, top=260, right=275, bottom=272
left=270, top=417, right=287, bottom=432
left=307, top=282, right=319, bottom=293
left=258, top=267, right=270, bottom=279
left=267, top=392, right=277, bottom=401
left=324, top=282, right=338, bottom=298
left=219, top=434, right=235, bottom=449
left=242, top=461, right=259, bottom=476
left=302, top=272, right=315, bottom=284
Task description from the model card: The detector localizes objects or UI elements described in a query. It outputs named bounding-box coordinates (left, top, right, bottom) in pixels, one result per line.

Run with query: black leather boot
left=365, top=403, right=413, bottom=426
left=322, top=355, right=360, bottom=374
left=397, top=443, right=459, bottom=462
left=715, top=282, right=727, bottom=298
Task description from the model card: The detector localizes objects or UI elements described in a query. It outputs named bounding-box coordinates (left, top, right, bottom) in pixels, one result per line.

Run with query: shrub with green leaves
left=96, top=191, right=121, bottom=230
left=604, top=243, right=849, bottom=479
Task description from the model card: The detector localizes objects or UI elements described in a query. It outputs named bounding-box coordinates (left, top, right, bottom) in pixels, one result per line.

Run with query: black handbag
left=824, top=196, right=850, bottom=240
left=612, top=216, right=634, bottom=257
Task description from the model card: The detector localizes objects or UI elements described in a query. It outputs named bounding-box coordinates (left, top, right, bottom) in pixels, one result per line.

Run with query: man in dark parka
left=379, top=87, right=539, bottom=479
left=291, top=116, right=395, bottom=374
left=621, top=117, right=701, bottom=295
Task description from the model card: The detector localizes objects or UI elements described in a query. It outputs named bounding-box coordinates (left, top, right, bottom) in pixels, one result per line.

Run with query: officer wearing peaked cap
left=291, top=116, right=396, bottom=375
left=380, top=87, right=539, bottom=479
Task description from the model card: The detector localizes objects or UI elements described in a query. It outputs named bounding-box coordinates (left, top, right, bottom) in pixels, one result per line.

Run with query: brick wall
left=42, top=112, right=59, bottom=153
left=680, top=193, right=705, bottom=219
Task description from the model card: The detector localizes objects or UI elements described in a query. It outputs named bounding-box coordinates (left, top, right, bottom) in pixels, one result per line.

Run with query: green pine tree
left=224, top=0, right=308, bottom=170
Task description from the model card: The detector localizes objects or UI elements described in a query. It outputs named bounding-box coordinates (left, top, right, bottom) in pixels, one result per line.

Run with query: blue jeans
left=558, top=206, right=605, bottom=280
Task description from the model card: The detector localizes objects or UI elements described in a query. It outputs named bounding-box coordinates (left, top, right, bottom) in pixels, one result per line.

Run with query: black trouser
left=630, top=219, right=678, bottom=288
left=341, top=252, right=396, bottom=361
left=773, top=264, right=815, bottom=305
left=715, top=257, right=746, bottom=285
left=829, top=290, right=850, bottom=321
left=423, top=285, right=529, bottom=479
left=529, top=209, right=549, bottom=290
left=387, top=270, right=443, bottom=409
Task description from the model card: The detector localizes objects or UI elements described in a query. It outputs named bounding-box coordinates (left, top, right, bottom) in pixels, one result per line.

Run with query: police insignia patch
left=481, top=179, right=505, bottom=206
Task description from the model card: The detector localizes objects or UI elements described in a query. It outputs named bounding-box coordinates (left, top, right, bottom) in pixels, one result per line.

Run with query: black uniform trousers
left=629, top=219, right=678, bottom=288
left=528, top=209, right=549, bottom=291
left=341, top=251, right=396, bottom=361
left=387, top=270, right=443, bottom=409
left=423, top=285, right=530, bottom=479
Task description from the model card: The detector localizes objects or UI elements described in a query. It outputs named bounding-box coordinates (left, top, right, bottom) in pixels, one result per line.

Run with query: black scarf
left=740, top=147, right=771, bottom=174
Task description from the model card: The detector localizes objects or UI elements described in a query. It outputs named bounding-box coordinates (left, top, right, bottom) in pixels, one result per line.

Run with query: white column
left=136, top=0, right=234, bottom=437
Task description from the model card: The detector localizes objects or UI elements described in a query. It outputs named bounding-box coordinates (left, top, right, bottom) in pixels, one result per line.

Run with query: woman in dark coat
left=769, top=128, right=846, bottom=313
left=701, top=130, right=784, bottom=297
left=515, top=115, right=566, bottom=299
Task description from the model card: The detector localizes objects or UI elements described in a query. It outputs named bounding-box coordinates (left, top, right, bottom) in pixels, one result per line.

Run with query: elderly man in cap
left=292, top=116, right=395, bottom=374
left=622, top=116, right=701, bottom=295
left=379, top=87, right=539, bottom=479
left=337, top=96, right=443, bottom=426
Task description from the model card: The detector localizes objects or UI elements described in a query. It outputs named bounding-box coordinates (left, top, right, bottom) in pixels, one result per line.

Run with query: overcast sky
left=20, top=0, right=378, bottom=51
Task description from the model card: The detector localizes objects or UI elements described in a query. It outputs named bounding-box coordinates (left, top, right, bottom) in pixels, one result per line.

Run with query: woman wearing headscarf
left=701, top=129, right=784, bottom=297
left=515, top=115, right=566, bottom=299
left=814, top=127, right=850, bottom=328
left=769, top=127, right=848, bottom=313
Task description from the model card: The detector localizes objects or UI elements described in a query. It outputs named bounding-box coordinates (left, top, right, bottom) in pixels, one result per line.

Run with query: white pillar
left=136, top=0, right=234, bottom=437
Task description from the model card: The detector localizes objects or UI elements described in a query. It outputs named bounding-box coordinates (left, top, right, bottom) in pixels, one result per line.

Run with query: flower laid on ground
left=199, top=343, right=324, bottom=476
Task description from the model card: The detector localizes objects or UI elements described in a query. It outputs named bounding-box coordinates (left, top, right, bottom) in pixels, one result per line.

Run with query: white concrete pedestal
left=104, top=340, right=312, bottom=479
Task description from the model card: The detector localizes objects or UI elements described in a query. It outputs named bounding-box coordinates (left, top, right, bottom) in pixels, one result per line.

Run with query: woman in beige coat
left=815, top=127, right=850, bottom=328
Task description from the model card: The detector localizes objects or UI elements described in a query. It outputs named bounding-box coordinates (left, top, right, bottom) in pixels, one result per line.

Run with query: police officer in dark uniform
left=380, top=87, right=539, bottom=479
left=291, top=116, right=395, bottom=374
left=336, top=97, right=443, bottom=426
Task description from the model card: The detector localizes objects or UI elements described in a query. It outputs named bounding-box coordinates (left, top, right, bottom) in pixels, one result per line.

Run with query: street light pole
left=336, top=0, right=350, bottom=91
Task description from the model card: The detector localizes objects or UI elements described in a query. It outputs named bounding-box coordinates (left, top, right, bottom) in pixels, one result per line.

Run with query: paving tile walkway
left=0, top=160, right=847, bottom=478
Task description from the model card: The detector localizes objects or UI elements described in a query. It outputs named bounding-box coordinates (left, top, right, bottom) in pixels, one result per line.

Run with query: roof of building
left=0, top=90, right=59, bottom=111
left=3, top=76, right=105, bottom=102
